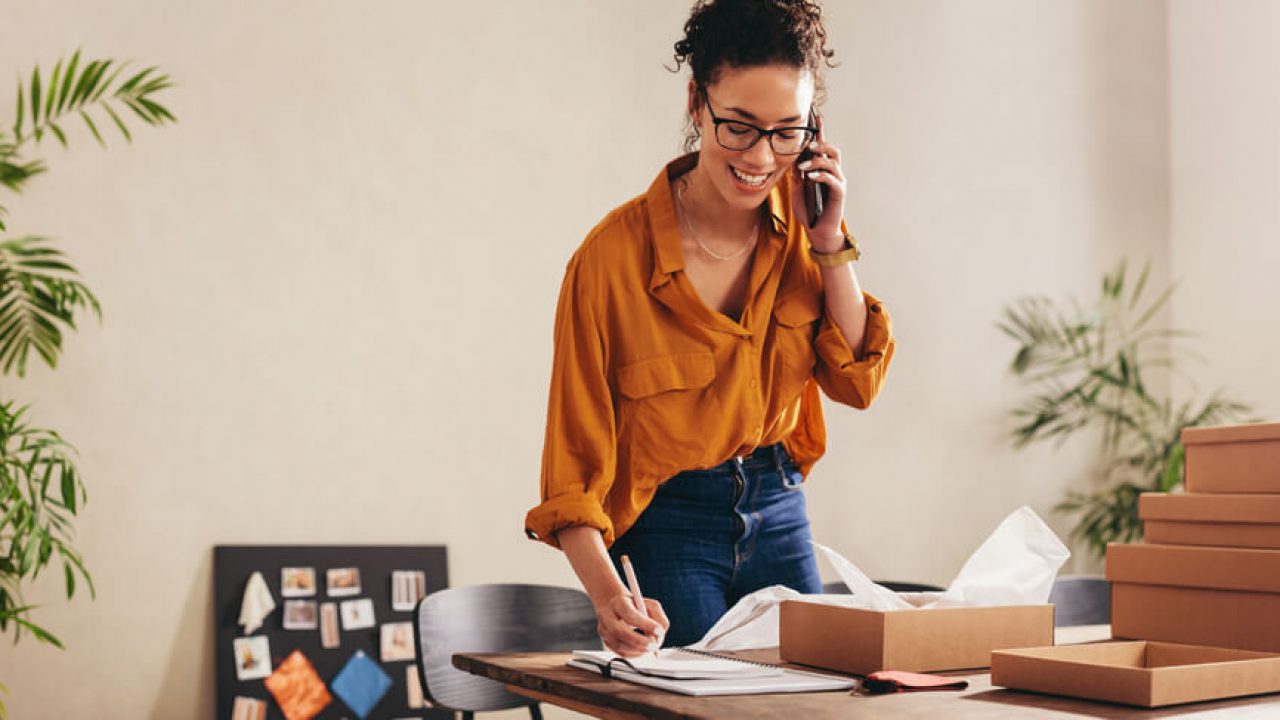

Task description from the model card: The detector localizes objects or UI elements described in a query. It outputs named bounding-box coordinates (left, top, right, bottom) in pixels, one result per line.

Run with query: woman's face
left=690, top=63, right=815, bottom=211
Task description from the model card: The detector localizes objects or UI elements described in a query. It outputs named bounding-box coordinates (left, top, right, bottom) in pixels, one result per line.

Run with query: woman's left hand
left=788, top=121, right=848, bottom=253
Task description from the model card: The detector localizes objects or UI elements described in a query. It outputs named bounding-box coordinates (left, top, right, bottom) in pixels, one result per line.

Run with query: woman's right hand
left=595, top=593, right=670, bottom=657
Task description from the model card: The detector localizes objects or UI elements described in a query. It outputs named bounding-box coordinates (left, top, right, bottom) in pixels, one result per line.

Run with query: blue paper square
left=330, top=650, right=392, bottom=719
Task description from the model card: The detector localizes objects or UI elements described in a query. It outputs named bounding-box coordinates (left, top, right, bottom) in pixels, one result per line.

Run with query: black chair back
left=1049, top=575, right=1111, bottom=627
left=823, top=580, right=946, bottom=595
left=414, top=583, right=599, bottom=716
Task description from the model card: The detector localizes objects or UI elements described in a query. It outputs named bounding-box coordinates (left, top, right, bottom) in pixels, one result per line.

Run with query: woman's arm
left=817, top=262, right=868, bottom=359
left=794, top=131, right=868, bottom=357
left=557, top=526, right=669, bottom=657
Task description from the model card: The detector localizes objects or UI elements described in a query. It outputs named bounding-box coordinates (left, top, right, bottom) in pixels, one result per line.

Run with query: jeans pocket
left=776, top=445, right=805, bottom=490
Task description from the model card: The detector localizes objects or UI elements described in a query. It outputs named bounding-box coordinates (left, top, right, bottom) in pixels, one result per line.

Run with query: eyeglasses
left=699, top=88, right=817, bottom=156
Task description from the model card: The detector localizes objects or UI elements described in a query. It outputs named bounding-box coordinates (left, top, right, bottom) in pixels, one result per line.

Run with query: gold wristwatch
left=809, top=232, right=861, bottom=267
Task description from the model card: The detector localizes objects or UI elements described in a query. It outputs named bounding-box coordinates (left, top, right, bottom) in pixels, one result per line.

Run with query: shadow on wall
left=149, top=552, right=216, bottom=719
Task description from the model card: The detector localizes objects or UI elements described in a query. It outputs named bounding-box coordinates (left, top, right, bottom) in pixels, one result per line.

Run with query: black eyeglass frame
left=698, top=87, right=819, bottom=156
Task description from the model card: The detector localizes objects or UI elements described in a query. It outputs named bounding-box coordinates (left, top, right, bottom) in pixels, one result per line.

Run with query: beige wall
left=0, top=1, right=1175, bottom=718
left=1169, top=0, right=1280, bottom=420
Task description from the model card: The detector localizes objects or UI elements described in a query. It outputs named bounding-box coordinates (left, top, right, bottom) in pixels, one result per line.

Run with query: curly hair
left=671, top=0, right=837, bottom=152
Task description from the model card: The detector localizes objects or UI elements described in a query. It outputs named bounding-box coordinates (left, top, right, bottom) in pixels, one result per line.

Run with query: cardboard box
left=1112, top=583, right=1280, bottom=653
left=1141, top=491, right=1280, bottom=547
left=1107, top=543, right=1280, bottom=593
left=1145, top=521, right=1280, bottom=548
left=991, top=641, right=1280, bottom=707
left=778, top=600, right=1053, bottom=675
left=1183, top=422, right=1280, bottom=493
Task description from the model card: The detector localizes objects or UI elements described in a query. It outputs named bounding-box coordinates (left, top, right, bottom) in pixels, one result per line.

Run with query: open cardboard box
left=991, top=641, right=1280, bottom=707
left=1183, top=422, right=1280, bottom=493
left=1141, top=492, right=1280, bottom=548
left=778, top=600, right=1054, bottom=675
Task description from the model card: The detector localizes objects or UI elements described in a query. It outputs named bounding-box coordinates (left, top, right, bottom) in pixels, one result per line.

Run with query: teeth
left=731, top=166, right=768, bottom=186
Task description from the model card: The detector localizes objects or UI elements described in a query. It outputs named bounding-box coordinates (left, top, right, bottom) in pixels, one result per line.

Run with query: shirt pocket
left=616, top=351, right=718, bottom=483
left=770, top=291, right=822, bottom=405
left=617, top=352, right=715, bottom=399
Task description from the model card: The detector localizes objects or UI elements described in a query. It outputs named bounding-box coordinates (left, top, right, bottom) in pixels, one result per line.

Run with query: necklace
left=675, top=175, right=759, bottom=262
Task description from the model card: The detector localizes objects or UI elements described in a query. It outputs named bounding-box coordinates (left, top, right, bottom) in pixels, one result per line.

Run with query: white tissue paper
left=238, top=570, right=277, bottom=635
left=687, top=505, right=1069, bottom=652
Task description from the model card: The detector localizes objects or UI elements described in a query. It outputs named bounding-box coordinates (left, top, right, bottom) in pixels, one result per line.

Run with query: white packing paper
left=687, top=505, right=1069, bottom=652
left=238, top=570, right=277, bottom=635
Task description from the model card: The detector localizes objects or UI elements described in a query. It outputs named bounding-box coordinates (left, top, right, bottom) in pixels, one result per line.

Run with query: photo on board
left=326, top=567, right=362, bottom=597
left=282, top=600, right=318, bottom=630
left=390, top=570, right=427, bottom=611
left=319, top=602, right=340, bottom=648
left=233, top=636, right=272, bottom=681
left=340, top=597, right=376, bottom=630
left=380, top=621, right=416, bottom=662
left=280, top=567, right=317, bottom=598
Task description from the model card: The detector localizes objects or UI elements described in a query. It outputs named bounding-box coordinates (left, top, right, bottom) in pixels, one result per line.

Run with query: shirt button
left=749, top=378, right=758, bottom=389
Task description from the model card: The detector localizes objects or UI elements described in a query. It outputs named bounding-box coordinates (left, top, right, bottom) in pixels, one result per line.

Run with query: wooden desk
left=454, top=645, right=1280, bottom=719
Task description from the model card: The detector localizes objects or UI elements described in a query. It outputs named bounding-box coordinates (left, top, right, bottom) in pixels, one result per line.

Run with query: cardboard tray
left=1183, top=422, right=1280, bottom=493
left=991, top=641, right=1280, bottom=707
left=779, top=600, right=1054, bottom=675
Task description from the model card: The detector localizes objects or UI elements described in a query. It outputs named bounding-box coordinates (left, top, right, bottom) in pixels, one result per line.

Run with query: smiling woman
left=525, top=0, right=897, bottom=654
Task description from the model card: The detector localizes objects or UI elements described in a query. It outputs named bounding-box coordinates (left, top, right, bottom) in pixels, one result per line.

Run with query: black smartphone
left=799, top=110, right=829, bottom=228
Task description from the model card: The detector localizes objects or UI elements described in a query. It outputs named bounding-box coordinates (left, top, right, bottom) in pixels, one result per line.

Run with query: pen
left=620, top=555, right=661, bottom=653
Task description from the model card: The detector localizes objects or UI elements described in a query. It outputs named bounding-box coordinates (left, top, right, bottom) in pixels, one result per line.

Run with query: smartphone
left=799, top=110, right=829, bottom=228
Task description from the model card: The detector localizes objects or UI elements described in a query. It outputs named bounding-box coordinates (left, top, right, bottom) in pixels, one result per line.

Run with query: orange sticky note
left=264, top=650, right=332, bottom=720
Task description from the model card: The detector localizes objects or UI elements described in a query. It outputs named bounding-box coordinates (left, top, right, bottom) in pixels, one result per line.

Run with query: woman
left=525, top=0, right=895, bottom=656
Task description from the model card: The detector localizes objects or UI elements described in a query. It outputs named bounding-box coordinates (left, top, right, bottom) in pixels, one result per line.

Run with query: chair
left=414, top=584, right=600, bottom=720
left=1048, top=575, right=1111, bottom=627
left=823, top=580, right=945, bottom=595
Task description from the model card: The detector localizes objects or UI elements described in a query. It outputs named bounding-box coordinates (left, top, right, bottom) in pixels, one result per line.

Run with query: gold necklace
left=676, top=176, right=759, bottom=262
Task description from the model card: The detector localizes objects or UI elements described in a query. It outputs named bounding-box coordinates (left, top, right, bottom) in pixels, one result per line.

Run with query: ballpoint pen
left=620, top=555, right=662, bottom=655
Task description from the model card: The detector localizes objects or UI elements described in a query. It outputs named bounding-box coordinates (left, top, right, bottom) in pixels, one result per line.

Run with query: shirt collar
left=646, top=153, right=789, bottom=290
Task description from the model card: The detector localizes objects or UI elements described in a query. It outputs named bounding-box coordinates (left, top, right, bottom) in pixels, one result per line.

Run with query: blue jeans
left=608, top=443, right=822, bottom=648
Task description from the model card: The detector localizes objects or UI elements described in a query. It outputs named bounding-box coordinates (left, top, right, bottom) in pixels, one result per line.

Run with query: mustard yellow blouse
left=525, top=154, right=895, bottom=549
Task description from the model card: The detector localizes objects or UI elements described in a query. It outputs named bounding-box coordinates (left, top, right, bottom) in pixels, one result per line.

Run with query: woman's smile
left=729, top=164, right=772, bottom=190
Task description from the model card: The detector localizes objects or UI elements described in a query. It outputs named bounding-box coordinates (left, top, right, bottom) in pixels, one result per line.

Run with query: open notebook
left=567, top=648, right=855, bottom=696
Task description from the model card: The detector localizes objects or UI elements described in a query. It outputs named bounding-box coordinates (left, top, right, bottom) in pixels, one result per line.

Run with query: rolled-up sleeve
left=813, top=291, right=895, bottom=409
left=525, top=256, right=619, bottom=549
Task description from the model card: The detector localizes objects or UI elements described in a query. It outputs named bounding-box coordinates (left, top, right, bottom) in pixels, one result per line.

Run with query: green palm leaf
left=0, top=236, right=100, bottom=377
left=8, top=53, right=176, bottom=153
left=1002, top=258, right=1251, bottom=558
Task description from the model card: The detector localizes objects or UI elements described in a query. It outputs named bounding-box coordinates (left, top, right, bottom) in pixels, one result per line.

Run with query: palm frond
left=9, top=52, right=176, bottom=153
left=0, top=236, right=100, bottom=377
left=1002, top=257, right=1252, bottom=558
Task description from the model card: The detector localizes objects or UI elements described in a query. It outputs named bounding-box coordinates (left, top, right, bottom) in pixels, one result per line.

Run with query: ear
left=686, top=79, right=701, bottom=121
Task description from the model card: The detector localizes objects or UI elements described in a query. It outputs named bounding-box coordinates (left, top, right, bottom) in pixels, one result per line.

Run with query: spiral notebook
left=567, top=648, right=856, bottom=696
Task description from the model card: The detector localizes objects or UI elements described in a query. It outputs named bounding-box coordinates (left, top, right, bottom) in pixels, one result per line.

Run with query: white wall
left=1169, top=0, right=1280, bottom=420
left=0, top=2, right=1172, bottom=718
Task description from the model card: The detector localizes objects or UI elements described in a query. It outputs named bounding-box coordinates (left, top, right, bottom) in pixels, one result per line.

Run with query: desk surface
left=454, top=646, right=1280, bottom=720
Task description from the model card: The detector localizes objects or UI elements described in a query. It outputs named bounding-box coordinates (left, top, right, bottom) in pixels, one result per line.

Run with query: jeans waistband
left=678, top=443, right=791, bottom=478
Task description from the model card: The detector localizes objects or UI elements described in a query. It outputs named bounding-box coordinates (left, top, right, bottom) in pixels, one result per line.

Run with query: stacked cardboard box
left=1108, top=422, right=1280, bottom=653
left=990, top=422, right=1280, bottom=707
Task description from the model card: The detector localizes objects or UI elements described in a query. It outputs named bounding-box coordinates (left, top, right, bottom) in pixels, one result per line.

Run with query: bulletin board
left=213, top=545, right=451, bottom=720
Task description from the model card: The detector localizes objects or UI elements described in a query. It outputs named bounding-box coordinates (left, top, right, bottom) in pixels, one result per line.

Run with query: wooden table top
left=453, top=646, right=1280, bottom=720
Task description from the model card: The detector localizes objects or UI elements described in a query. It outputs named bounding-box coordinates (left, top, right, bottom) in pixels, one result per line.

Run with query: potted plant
left=999, top=260, right=1252, bottom=559
left=0, top=50, right=173, bottom=716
